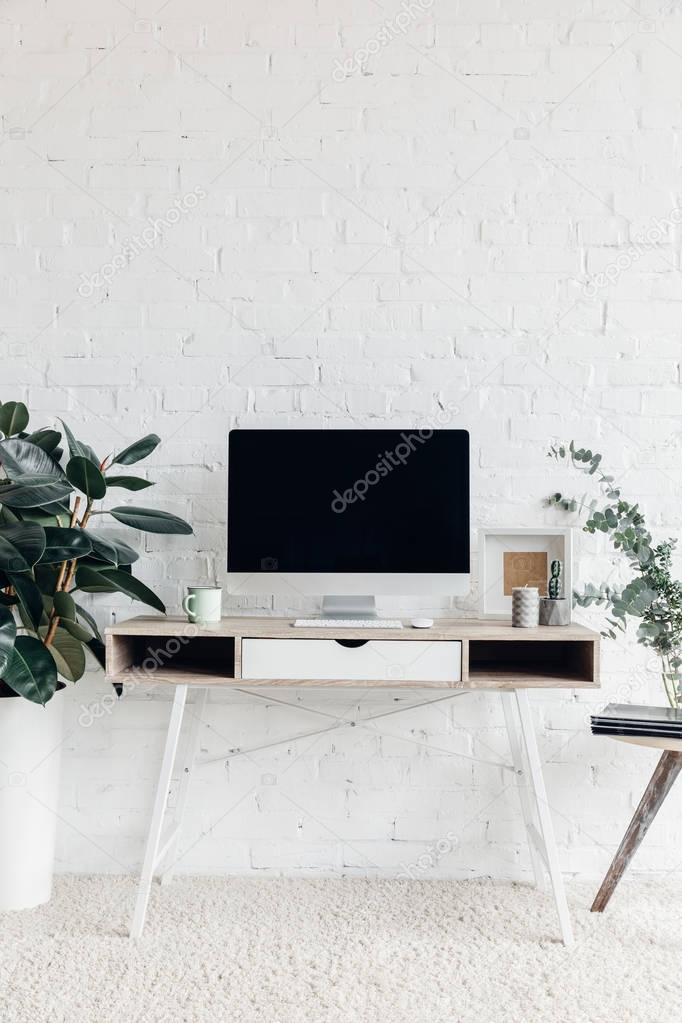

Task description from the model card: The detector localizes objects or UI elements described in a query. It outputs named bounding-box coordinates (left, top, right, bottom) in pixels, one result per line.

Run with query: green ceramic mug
left=182, top=586, right=222, bottom=625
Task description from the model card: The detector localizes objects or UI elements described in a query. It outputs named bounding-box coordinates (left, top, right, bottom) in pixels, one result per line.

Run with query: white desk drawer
left=241, top=638, right=462, bottom=683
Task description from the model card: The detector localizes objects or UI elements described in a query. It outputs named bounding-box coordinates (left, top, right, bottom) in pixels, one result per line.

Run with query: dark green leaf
left=85, top=532, right=139, bottom=567
left=15, top=606, right=38, bottom=635
left=74, top=556, right=118, bottom=571
left=26, top=429, right=62, bottom=454
left=66, top=456, right=107, bottom=501
left=108, top=506, right=192, bottom=535
left=0, top=475, right=73, bottom=508
left=53, top=590, right=76, bottom=622
left=98, top=568, right=165, bottom=613
left=34, top=564, right=60, bottom=594
left=19, top=504, right=73, bottom=527
left=0, top=401, right=29, bottom=437
left=0, top=534, right=30, bottom=573
left=40, top=527, right=92, bottom=564
left=74, top=602, right=102, bottom=642
left=0, top=605, right=17, bottom=677
left=59, top=419, right=99, bottom=465
left=87, top=637, right=106, bottom=669
left=0, top=437, right=67, bottom=481
left=8, top=572, right=45, bottom=630
left=74, top=566, right=118, bottom=593
left=0, top=523, right=46, bottom=571
left=3, top=635, right=57, bottom=705
left=74, top=565, right=165, bottom=613
left=105, top=475, right=154, bottom=491
left=39, top=625, right=86, bottom=683
left=0, top=505, right=20, bottom=526
left=112, top=434, right=161, bottom=466
left=61, top=617, right=95, bottom=643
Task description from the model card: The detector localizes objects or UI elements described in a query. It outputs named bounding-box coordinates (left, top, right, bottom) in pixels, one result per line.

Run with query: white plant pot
left=0, top=689, right=64, bottom=912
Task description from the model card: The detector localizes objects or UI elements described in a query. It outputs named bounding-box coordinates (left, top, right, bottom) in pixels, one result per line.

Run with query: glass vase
left=661, top=653, right=681, bottom=709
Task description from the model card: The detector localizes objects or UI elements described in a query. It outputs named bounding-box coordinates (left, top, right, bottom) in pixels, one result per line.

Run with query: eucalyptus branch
left=547, top=441, right=682, bottom=707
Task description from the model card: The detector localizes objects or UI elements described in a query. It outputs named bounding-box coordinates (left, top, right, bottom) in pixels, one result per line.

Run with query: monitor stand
left=321, top=595, right=377, bottom=620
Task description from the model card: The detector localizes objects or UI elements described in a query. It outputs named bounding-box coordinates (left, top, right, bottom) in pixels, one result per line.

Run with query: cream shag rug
left=1, top=876, right=679, bottom=1023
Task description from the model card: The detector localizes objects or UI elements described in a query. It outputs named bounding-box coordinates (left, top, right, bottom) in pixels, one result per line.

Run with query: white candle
left=512, top=587, right=540, bottom=628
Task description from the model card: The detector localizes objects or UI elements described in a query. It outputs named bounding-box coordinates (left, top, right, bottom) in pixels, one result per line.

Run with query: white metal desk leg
left=159, top=686, right=208, bottom=886
left=501, top=691, right=545, bottom=890
left=130, top=684, right=188, bottom=940
left=514, top=689, right=574, bottom=947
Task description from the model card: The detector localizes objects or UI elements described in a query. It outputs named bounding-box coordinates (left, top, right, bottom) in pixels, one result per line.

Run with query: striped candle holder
left=512, top=587, right=540, bottom=628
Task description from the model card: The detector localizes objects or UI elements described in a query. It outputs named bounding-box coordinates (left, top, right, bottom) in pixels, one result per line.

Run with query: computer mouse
left=410, top=618, right=433, bottom=629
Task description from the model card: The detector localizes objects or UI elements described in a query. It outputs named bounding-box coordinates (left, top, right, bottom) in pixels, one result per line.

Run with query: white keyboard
left=293, top=618, right=403, bottom=629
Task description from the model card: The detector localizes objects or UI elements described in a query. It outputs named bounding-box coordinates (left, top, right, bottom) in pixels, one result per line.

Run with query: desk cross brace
left=198, top=689, right=515, bottom=774
left=129, top=685, right=573, bottom=947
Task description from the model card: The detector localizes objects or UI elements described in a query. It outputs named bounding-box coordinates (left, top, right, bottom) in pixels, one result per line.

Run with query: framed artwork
left=478, top=527, right=573, bottom=619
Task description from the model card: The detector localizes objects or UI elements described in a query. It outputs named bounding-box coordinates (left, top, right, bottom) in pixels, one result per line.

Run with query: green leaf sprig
left=547, top=441, right=682, bottom=707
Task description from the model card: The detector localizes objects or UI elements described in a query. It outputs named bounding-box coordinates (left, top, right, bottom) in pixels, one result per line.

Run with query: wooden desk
left=106, top=616, right=600, bottom=944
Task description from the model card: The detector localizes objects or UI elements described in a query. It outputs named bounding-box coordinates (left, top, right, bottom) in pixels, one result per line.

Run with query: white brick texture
left=2, top=1, right=682, bottom=882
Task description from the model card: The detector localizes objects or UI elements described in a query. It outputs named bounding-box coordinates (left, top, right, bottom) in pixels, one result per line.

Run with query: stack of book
left=591, top=703, right=682, bottom=740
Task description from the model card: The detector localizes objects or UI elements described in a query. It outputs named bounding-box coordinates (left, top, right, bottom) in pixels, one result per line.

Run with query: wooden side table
left=591, top=735, right=682, bottom=912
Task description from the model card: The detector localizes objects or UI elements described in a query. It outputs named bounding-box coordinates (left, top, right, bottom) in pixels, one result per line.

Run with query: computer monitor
left=227, top=429, right=470, bottom=615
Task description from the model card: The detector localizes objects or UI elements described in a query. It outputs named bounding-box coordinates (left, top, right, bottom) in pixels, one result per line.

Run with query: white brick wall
left=2, top=0, right=682, bottom=881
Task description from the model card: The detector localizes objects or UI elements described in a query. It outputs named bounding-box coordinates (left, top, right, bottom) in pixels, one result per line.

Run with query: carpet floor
left=0, top=875, right=679, bottom=1023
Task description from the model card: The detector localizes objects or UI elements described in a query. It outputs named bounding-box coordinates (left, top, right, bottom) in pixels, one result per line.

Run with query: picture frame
left=478, top=527, right=573, bottom=619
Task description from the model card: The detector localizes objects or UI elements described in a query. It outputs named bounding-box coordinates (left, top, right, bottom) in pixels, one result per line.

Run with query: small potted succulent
left=539, top=559, right=570, bottom=626
left=0, top=398, right=192, bottom=910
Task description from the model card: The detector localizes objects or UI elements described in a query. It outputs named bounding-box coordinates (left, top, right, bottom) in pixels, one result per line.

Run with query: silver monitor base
left=321, top=595, right=377, bottom=619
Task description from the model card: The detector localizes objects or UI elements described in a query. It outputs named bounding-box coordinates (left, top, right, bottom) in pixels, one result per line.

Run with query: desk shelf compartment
left=467, top=638, right=598, bottom=688
left=105, top=632, right=237, bottom=685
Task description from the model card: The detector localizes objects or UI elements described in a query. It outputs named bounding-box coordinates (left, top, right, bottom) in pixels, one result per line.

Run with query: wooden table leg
left=591, top=749, right=682, bottom=913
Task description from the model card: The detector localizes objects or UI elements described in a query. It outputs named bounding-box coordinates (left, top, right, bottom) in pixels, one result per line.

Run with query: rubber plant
left=546, top=441, right=682, bottom=707
left=0, top=399, right=192, bottom=705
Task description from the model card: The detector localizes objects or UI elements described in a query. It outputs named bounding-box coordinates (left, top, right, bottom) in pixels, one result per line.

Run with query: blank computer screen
left=227, top=429, right=469, bottom=574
